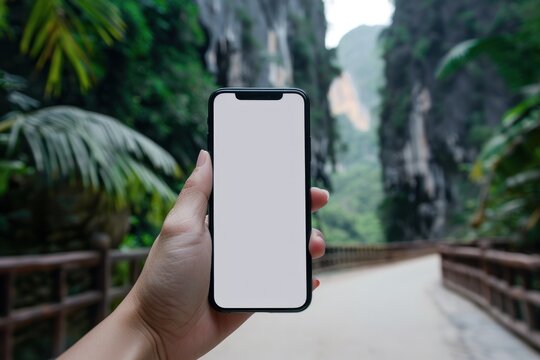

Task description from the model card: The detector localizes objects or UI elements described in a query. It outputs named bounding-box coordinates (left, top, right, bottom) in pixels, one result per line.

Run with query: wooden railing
left=440, top=243, right=540, bottom=351
left=313, top=241, right=436, bottom=272
left=0, top=240, right=435, bottom=358
left=0, top=235, right=148, bottom=359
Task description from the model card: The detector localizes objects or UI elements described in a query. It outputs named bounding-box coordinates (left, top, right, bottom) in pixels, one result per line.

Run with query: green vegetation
left=0, top=105, right=178, bottom=215
left=17, top=0, right=124, bottom=95
left=0, top=0, right=212, bottom=250
left=82, top=0, right=214, bottom=171
left=319, top=130, right=384, bottom=244
left=319, top=25, right=385, bottom=244
left=437, top=0, right=540, bottom=245
left=238, top=8, right=260, bottom=52
left=378, top=0, right=534, bottom=242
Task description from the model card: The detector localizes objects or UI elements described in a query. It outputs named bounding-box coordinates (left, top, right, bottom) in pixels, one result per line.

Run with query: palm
left=132, top=221, right=255, bottom=360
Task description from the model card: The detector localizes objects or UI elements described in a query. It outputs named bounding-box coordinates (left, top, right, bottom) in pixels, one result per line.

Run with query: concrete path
left=203, top=255, right=540, bottom=360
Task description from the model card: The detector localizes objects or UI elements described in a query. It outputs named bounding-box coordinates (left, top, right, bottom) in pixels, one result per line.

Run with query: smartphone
left=208, top=88, right=311, bottom=312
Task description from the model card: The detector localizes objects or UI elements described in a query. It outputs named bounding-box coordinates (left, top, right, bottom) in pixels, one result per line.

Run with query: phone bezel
left=208, top=87, right=312, bottom=312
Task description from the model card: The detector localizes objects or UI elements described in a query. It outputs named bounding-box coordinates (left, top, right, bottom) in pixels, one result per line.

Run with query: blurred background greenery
left=1, top=0, right=539, bottom=251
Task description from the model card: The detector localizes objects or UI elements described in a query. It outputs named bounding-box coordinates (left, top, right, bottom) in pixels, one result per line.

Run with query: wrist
left=119, top=291, right=168, bottom=360
left=60, top=290, right=166, bottom=360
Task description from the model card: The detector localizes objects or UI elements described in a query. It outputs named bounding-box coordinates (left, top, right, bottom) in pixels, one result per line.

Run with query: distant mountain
left=320, top=25, right=385, bottom=244
left=337, top=25, right=385, bottom=119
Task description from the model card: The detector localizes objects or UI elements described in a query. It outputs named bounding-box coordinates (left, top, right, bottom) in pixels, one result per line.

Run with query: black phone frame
left=207, top=87, right=312, bottom=312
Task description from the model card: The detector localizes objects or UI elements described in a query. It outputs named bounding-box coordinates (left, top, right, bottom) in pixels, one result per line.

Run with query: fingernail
left=196, top=150, right=207, bottom=167
left=314, top=228, right=324, bottom=240
left=314, top=279, right=320, bottom=287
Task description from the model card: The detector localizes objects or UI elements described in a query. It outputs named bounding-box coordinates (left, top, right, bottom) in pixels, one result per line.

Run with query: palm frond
left=491, top=199, right=527, bottom=218
left=476, top=110, right=540, bottom=173
left=1, top=106, right=180, bottom=206
left=20, top=0, right=125, bottom=95
left=502, top=93, right=540, bottom=126
left=436, top=38, right=505, bottom=80
left=505, top=170, right=540, bottom=189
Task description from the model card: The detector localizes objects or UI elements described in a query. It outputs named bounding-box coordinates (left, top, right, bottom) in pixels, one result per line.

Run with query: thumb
left=161, top=150, right=212, bottom=236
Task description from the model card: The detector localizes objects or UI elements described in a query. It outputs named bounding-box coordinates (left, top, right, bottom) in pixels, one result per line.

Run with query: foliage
left=17, top=0, right=125, bottom=95
left=0, top=0, right=7, bottom=35
left=320, top=161, right=384, bottom=244
left=469, top=96, right=540, bottom=239
left=0, top=160, right=28, bottom=195
left=437, top=0, right=540, bottom=241
left=1, top=105, right=179, bottom=224
left=437, top=1, right=540, bottom=90
left=0, top=0, right=214, bottom=243
left=319, top=115, right=384, bottom=244
left=0, top=0, right=206, bottom=241
left=318, top=26, right=385, bottom=244
left=237, top=8, right=260, bottom=52
left=80, top=0, right=215, bottom=172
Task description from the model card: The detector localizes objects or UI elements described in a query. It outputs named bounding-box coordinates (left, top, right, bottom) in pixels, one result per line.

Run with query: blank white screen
left=213, top=92, right=307, bottom=309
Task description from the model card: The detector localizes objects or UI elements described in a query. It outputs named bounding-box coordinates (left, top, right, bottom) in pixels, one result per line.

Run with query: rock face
left=197, top=0, right=337, bottom=186
left=380, top=0, right=515, bottom=241
left=328, top=72, right=370, bottom=132
left=336, top=25, right=385, bottom=121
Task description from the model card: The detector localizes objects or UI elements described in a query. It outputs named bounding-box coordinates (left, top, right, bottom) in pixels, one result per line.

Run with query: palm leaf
left=436, top=37, right=507, bottom=80
left=505, top=170, right=540, bottom=189
left=502, top=93, right=540, bottom=126
left=20, top=0, right=125, bottom=95
left=476, top=110, right=540, bottom=173
left=1, top=106, right=180, bottom=206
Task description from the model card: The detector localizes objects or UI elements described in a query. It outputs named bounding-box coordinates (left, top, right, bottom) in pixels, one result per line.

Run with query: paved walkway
left=203, top=255, right=540, bottom=360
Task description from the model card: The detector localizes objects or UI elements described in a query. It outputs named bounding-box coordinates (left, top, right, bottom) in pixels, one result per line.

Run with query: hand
left=131, top=150, right=328, bottom=358
left=61, top=150, right=329, bottom=360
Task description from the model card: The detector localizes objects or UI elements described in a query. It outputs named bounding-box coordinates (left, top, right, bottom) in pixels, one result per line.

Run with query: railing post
left=52, top=267, right=68, bottom=356
left=479, top=244, right=491, bottom=306
left=0, top=272, right=13, bottom=360
left=503, top=267, right=515, bottom=317
left=523, top=272, right=536, bottom=331
left=91, top=233, right=111, bottom=322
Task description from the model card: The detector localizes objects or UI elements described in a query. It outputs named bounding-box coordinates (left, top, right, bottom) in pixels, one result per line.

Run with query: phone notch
left=235, top=91, right=283, bottom=100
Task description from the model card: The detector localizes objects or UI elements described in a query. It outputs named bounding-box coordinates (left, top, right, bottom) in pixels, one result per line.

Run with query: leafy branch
left=18, top=0, right=125, bottom=95
left=1, top=106, right=180, bottom=208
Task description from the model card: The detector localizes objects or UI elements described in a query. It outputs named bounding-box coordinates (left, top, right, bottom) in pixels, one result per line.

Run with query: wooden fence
left=0, top=239, right=435, bottom=358
left=0, top=235, right=148, bottom=360
left=313, top=241, right=435, bottom=272
left=440, top=243, right=540, bottom=351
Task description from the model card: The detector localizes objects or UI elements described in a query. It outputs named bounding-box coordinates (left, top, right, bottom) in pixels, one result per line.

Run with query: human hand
left=61, top=150, right=328, bottom=360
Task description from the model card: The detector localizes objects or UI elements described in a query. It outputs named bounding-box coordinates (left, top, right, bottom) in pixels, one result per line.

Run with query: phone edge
left=208, top=87, right=312, bottom=313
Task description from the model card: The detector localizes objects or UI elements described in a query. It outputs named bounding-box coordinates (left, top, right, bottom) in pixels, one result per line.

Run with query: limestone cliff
left=328, top=72, right=370, bottom=132
left=380, top=0, right=515, bottom=241
left=196, top=0, right=337, bottom=186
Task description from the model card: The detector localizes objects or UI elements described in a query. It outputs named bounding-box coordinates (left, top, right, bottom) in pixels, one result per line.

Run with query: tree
left=437, top=0, right=540, bottom=243
left=0, top=1, right=183, bottom=249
